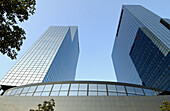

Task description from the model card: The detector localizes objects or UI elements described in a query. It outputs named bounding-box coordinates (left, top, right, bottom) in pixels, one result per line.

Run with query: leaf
left=0, top=0, right=36, bottom=59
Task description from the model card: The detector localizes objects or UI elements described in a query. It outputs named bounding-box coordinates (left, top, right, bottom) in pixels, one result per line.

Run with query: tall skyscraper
left=0, top=8, right=169, bottom=111
left=0, top=26, right=79, bottom=87
left=112, top=5, right=170, bottom=91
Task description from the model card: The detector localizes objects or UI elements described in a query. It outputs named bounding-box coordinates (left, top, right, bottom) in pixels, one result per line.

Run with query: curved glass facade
left=3, top=81, right=163, bottom=96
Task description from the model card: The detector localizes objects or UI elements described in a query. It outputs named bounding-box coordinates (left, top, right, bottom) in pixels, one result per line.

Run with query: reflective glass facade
left=3, top=81, right=162, bottom=96
left=130, top=28, right=170, bottom=91
left=0, top=26, right=79, bottom=86
left=112, top=5, right=170, bottom=91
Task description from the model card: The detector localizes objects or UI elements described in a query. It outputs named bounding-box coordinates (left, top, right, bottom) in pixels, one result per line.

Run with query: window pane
left=117, top=85, right=125, bottom=93
left=89, top=91, right=97, bottom=96
left=5, top=90, right=12, bottom=96
left=128, top=94, right=136, bottom=96
left=98, top=92, right=107, bottom=96
left=143, top=89, right=153, bottom=96
left=78, top=91, right=87, bottom=96
left=89, top=84, right=97, bottom=91
left=22, top=87, right=30, bottom=93
left=34, top=92, right=41, bottom=96
left=108, top=92, right=117, bottom=96
left=20, top=93, right=26, bottom=96
left=61, top=84, right=70, bottom=91
left=15, top=88, right=23, bottom=95
left=69, top=91, right=78, bottom=96
left=126, top=86, right=135, bottom=94
left=41, top=92, right=50, bottom=96
left=28, top=86, right=37, bottom=93
left=135, top=88, right=144, bottom=95
left=50, top=91, right=59, bottom=96
left=70, top=84, right=79, bottom=90
left=79, top=84, right=87, bottom=90
left=43, top=85, right=52, bottom=91
left=118, top=93, right=127, bottom=96
left=3, top=91, right=7, bottom=96
left=52, top=84, right=61, bottom=91
left=152, top=91, right=158, bottom=95
left=59, top=91, right=68, bottom=96
left=108, top=85, right=116, bottom=92
left=98, top=84, right=106, bottom=91
left=10, top=89, right=17, bottom=95
left=36, top=85, right=45, bottom=92
left=26, top=93, right=33, bottom=96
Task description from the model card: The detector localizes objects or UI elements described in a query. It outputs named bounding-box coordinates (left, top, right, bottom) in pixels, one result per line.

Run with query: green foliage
left=160, top=101, right=170, bottom=111
left=0, top=0, right=36, bottom=59
left=30, top=99, right=55, bottom=111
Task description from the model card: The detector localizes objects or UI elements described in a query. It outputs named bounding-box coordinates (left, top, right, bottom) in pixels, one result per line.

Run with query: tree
left=30, top=99, right=55, bottom=111
left=160, top=101, right=170, bottom=111
left=0, top=0, right=36, bottom=59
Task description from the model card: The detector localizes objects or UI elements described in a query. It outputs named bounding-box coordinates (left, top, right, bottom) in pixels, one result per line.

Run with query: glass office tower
left=0, top=26, right=79, bottom=86
left=112, top=5, right=170, bottom=91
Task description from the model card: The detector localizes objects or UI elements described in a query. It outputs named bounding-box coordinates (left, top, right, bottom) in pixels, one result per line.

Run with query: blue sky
left=0, top=0, right=169, bottom=82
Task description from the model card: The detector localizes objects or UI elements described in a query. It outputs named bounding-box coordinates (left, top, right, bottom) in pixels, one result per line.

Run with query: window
left=50, top=91, right=59, bottom=96
left=20, top=93, right=26, bottom=96
left=59, top=91, right=68, bottom=96
left=69, top=91, right=78, bottom=96
left=41, top=92, right=50, bottom=96
left=79, top=84, right=87, bottom=90
left=60, top=84, right=69, bottom=91
left=118, top=93, right=127, bottom=96
left=108, top=85, right=117, bottom=92
left=28, top=86, right=37, bottom=93
left=143, top=89, right=153, bottom=96
left=88, top=91, right=97, bottom=96
left=126, top=86, right=135, bottom=94
left=89, top=84, right=97, bottom=91
left=117, top=85, right=125, bottom=93
left=98, top=84, right=106, bottom=91
left=78, top=91, right=87, bottom=96
left=22, top=87, right=30, bottom=93
left=36, top=85, right=45, bottom=92
left=10, top=89, right=17, bottom=95
left=44, top=85, right=52, bottom=91
left=108, top=92, right=117, bottom=96
left=15, top=88, right=23, bottom=95
left=52, top=84, right=61, bottom=91
left=70, top=84, right=79, bottom=90
left=135, top=88, right=144, bottom=95
left=34, top=92, right=41, bottom=96
left=98, top=92, right=107, bottom=96
left=128, top=94, right=136, bottom=96
left=26, top=93, right=33, bottom=96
